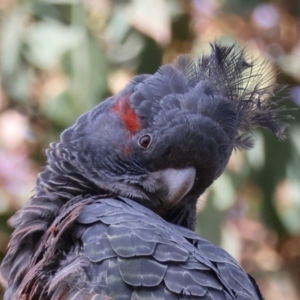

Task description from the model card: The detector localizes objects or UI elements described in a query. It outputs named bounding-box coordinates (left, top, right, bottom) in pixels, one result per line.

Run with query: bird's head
left=46, top=44, right=287, bottom=229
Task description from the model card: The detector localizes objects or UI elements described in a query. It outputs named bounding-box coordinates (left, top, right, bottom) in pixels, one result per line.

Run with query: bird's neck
left=36, top=142, right=108, bottom=198
left=36, top=165, right=199, bottom=232
left=35, top=143, right=199, bottom=231
left=36, top=163, right=101, bottom=199
left=162, top=193, right=199, bottom=231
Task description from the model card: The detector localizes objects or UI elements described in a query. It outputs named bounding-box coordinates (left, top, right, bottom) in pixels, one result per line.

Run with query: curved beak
left=159, top=167, right=196, bottom=208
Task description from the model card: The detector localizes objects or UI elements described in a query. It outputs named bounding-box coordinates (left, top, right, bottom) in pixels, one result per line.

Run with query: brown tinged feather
left=15, top=196, right=102, bottom=299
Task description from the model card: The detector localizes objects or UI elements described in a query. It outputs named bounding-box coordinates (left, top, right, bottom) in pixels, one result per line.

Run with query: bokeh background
left=0, top=0, right=300, bottom=299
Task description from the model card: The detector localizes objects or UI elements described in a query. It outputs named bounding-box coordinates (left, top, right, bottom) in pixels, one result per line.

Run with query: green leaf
left=25, top=20, right=84, bottom=69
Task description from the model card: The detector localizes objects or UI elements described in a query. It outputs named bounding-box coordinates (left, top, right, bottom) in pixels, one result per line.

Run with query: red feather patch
left=112, top=95, right=141, bottom=133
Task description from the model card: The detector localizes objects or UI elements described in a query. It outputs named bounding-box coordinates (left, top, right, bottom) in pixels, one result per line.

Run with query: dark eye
left=139, top=135, right=152, bottom=149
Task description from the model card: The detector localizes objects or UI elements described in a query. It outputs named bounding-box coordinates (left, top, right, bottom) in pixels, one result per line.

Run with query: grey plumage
left=0, top=43, right=288, bottom=299
left=8, top=197, right=264, bottom=299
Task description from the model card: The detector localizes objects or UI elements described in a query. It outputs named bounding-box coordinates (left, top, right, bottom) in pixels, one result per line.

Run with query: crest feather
left=174, top=43, right=289, bottom=149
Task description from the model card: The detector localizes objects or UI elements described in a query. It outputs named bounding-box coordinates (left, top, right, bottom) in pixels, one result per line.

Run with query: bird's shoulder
left=50, top=197, right=263, bottom=300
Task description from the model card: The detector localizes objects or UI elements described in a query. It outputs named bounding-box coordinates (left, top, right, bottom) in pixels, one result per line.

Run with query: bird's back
left=3, top=196, right=263, bottom=300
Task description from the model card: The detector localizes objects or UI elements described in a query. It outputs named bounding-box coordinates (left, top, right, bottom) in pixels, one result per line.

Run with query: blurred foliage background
left=0, top=0, right=300, bottom=299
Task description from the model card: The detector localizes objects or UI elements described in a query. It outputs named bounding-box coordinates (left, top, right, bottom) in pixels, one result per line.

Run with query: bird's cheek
left=124, top=144, right=132, bottom=156
left=121, top=133, right=136, bottom=157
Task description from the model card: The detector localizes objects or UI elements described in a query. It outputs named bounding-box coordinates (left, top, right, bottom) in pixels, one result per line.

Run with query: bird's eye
left=139, top=135, right=152, bottom=149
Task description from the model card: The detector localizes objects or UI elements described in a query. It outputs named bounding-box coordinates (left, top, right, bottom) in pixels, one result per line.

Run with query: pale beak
left=159, top=167, right=196, bottom=208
